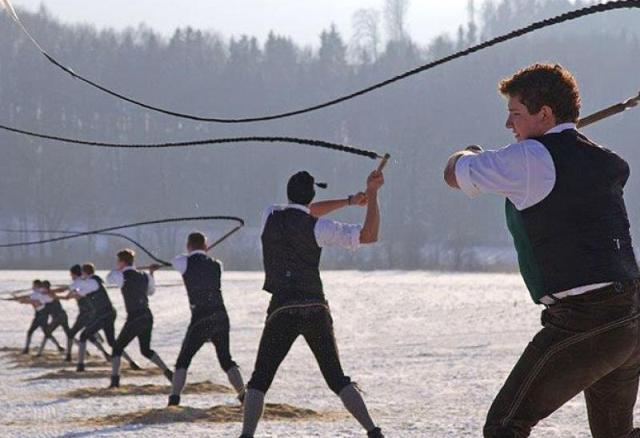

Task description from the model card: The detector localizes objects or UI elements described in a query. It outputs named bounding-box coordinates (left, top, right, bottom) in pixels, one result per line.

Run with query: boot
left=367, top=427, right=385, bottom=438
left=108, top=375, right=120, bottom=389
left=168, top=394, right=180, bottom=407
left=76, top=363, right=85, bottom=372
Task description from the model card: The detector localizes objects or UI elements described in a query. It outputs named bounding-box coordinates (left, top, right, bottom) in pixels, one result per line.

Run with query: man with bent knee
left=240, top=169, right=385, bottom=438
left=444, top=63, right=640, bottom=437
left=106, top=249, right=173, bottom=388
left=165, top=232, right=245, bottom=406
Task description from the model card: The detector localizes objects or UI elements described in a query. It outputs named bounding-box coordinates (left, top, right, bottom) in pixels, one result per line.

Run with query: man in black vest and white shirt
left=51, top=265, right=100, bottom=363
left=106, top=249, right=173, bottom=388
left=20, top=279, right=64, bottom=354
left=166, top=232, right=245, bottom=406
left=239, top=169, right=385, bottom=438
left=444, top=63, right=640, bottom=437
left=71, top=263, right=139, bottom=372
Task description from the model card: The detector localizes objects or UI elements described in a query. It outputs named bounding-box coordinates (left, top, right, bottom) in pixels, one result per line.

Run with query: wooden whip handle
left=577, top=91, right=640, bottom=129
left=377, top=153, right=391, bottom=172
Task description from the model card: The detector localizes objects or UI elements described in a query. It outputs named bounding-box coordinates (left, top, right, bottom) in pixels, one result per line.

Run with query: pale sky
left=8, top=0, right=488, bottom=46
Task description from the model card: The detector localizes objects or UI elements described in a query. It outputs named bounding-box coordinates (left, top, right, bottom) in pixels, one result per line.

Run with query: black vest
left=87, top=275, right=114, bottom=313
left=506, top=129, right=639, bottom=302
left=121, top=269, right=149, bottom=315
left=46, top=299, right=65, bottom=317
left=182, top=253, right=224, bottom=312
left=262, top=207, right=324, bottom=303
left=77, top=294, right=93, bottom=314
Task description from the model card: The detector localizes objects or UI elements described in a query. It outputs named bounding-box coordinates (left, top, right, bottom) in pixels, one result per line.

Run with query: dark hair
left=82, top=263, right=95, bottom=275
left=187, top=232, right=207, bottom=250
left=32, top=279, right=42, bottom=287
left=41, top=280, right=51, bottom=289
left=117, top=249, right=135, bottom=266
left=287, top=171, right=316, bottom=205
left=70, top=264, right=82, bottom=276
left=499, top=63, right=581, bottom=123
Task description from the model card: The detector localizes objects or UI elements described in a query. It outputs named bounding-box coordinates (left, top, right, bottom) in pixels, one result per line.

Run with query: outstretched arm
left=309, top=192, right=367, bottom=218
left=359, top=170, right=384, bottom=244
left=444, top=145, right=483, bottom=189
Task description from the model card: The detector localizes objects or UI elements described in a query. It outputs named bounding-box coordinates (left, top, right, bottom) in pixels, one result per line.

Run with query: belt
left=266, top=300, right=329, bottom=324
left=540, top=282, right=614, bottom=305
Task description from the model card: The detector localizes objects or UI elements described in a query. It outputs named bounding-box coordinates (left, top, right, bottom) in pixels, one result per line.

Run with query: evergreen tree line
left=0, top=0, right=638, bottom=270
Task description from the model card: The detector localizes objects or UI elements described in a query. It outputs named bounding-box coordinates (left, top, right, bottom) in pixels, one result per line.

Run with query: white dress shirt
left=30, top=288, right=51, bottom=311
left=107, top=266, right=156, bottom=296
left=172, top=250, right=223, bottom=275
left=261, top=204, right=362, bottom=251
left=71, top=278, right=101, bottom=297
left=455, top=124, right=579, bottom=210
left=455, top=123, right=611, bottom=302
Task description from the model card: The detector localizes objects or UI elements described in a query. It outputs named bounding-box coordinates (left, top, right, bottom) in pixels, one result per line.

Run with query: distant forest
left=0, top=0, right=639, bottom=270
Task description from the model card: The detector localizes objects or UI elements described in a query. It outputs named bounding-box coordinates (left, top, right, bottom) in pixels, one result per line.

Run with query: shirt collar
left=285, top=203, right=311, bottom=214
left=122, top=266, right=136, bottom=272
left=188, top=250, right=207, bottom=256
left=545, top=123, right=577, bottom=135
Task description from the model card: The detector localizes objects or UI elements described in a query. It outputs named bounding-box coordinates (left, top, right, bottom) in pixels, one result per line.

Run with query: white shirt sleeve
left=172, top=254, right=188, bottom=275
left=74, top=279, right=100, bottom=297
left=314, top=218, right=362, bottom=251
left=260, top=205, right=279, bottom=234
left=454, top=140, right=556, bottom=210
left=146, top=273, right=156, bottom=296
left=106, top=270, right=124, bottom=288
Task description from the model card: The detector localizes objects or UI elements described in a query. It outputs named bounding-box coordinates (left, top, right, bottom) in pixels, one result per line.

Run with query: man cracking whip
left=20, top=279, right=64, bottom=355
left=444, top=63, right=640, bottom=437
left=239, top=169, right=385, bottom=438
left=49, top=265, right=105, bottom=363
left=158, top=232, right=245, bottom=407
left=71, top=263, right=140, bottom=372
left=106, top=249, right=173, bottom=388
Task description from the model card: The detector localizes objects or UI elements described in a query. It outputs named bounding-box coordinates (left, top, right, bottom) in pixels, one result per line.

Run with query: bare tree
left=384, top=0, right=410, bottom=42
left=351, top=8, right=382, bottom=63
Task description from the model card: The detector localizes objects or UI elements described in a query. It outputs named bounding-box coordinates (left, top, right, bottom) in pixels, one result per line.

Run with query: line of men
left=16, top=167, right=386, bottom=438
left=12, top=62, right=640, bottom=438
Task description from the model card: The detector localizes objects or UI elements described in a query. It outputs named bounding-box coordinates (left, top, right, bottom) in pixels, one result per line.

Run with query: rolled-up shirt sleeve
left=453, top=140, right=556, bottom=210
left=106, top=270, right=124, bottom=288
left=315, top=218, right=362, bottom=251
left=455, top=153, right=483, bottom=198
left=172, top=255, right=188, bottom=275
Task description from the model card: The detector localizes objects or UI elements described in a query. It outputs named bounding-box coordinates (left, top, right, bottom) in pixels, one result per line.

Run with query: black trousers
left=44, top=310, right=70, bottom=338
left=68, top=309, right=95, bottom=339
left=484, top=280, right=640, bottom=438
left=27, top=310, right=48, bottom=336
left=247, top=302, right=351, bottom=395
left=174, top=309, right=236, bottom=371
left=80, top=308, right=117, bottom=346
left=112, top=309, right=155, bottom=359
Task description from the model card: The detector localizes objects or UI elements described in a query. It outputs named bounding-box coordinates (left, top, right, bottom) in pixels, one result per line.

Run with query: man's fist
left=351, top=191, right=368, bottom=206
left=366, top=170, right=384, bottom=192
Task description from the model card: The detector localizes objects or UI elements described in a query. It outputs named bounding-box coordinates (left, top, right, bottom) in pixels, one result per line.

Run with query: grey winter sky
left=9, top=0, right=489, bottom=46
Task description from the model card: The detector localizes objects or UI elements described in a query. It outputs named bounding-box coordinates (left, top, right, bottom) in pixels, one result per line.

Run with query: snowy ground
left=0, top=270, right=621, bottom=437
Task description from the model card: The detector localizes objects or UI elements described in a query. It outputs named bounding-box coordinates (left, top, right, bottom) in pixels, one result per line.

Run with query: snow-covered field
left=0, top=270, right=620, bottom=437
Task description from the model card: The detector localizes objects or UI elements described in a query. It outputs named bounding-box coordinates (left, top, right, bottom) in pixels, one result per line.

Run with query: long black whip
left=2, top=0, right=638, bottom=123
left=0, top=216, right=245, bottom=267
